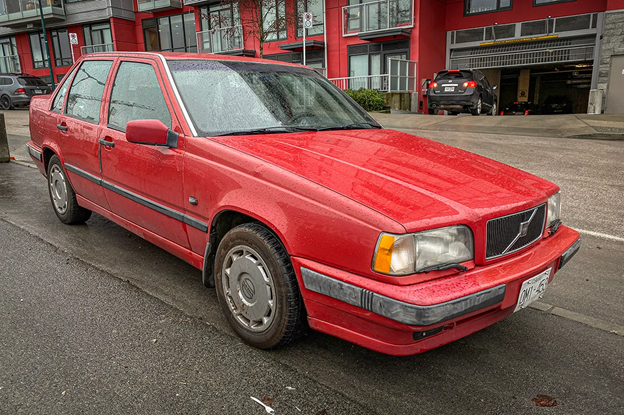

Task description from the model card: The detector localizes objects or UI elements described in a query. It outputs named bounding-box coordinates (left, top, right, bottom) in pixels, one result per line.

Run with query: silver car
left=0, top=74, right=51, bottom=110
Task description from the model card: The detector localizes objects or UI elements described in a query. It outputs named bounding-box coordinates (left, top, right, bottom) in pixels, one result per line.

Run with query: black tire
left=214, top=223, right=306, bottom=349
left=428, top=109, right=436, bottom=115
left=471, top=97, right=482, bottom=116
left=0, top=95, right=12, bottom=110
left=47, top=155, right=92, bottom=224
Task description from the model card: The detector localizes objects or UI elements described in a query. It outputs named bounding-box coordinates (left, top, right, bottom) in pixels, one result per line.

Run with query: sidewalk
left=374, top=113, right=624, bottom=140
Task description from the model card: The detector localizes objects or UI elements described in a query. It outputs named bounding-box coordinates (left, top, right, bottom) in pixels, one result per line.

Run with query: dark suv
left=0, top=73, right=51, bottom=110
left=427, top=69, right=497, bottom=116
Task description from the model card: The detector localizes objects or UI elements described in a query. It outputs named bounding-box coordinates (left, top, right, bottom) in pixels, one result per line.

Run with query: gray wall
left=598, top=10, right=624, bottom=110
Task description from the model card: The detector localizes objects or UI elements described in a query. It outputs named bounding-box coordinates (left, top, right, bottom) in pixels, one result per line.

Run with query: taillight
left=525, top=110, right=529, bottom=116
left=500, top=111, right=504, bottom=116
left=462, top=81, right=477, bottom=88
left=14, top=88, right=26, bottom=94
left=429, top=82, right=438, bottom=89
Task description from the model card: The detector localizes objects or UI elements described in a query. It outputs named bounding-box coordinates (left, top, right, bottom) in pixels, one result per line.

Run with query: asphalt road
left=1, top=111, right=623, bottom=414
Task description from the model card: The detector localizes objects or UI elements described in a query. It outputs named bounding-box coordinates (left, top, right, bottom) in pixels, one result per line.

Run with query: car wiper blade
left=418, top=263, right=469, bottom=274
left=214, top=126, right=318, bottom=136
left=316, top=122, right=382, bottom=131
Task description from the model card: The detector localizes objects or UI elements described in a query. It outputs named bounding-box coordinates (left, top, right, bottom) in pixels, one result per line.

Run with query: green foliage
left=344, top=88, right=386, bottom=111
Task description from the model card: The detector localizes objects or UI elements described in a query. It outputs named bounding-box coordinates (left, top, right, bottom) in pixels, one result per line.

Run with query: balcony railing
left=342, top=0, right=413, bottom=37
left=330, top=60, right=417, bottom=93
left=197, top=26, right=243, bottom=54
left=81, top=43, right=114, bottom=55
left=0, top=54, right=20, bottom=73
left=0, top=0, right=65, bottom=26
left=137, top=0, right=182, bottom=12
left=330, top=74, right=390, bottom=92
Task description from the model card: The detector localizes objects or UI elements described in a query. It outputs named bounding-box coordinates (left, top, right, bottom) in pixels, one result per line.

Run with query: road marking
left=530, top=301, right=624, bottom=337
left=575, top=229, right=624, bottom=243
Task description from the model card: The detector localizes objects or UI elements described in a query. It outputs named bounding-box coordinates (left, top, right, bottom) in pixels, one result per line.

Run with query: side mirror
left=493, top=85, right=498, bottom=90
left=126, top=119, right=178, bottom=149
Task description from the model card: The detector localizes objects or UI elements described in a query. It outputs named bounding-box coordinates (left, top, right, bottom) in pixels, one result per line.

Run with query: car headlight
left=547, top=192, right=561, bottom=228
left=373, top=226, right=474, bottom=275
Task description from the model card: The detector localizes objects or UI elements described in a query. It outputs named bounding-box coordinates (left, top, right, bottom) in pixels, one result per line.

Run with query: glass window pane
left=66, top=60, right=113, bottom=124
left=170, top=15, right=185, bottom=51
left=108, top=62, right=171, bottom=132
left=52, top=66, right=78, bottom=113
left=184, top=13, right=197, bottom=52
left=159, top=17, right=172, bottom=51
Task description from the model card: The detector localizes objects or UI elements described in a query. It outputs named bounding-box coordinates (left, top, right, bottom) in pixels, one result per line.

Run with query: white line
left=575, top=229, right=624, bottom=243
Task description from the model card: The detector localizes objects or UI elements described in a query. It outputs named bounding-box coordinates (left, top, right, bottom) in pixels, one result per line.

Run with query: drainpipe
left=37, top=0, right=55, bottom=90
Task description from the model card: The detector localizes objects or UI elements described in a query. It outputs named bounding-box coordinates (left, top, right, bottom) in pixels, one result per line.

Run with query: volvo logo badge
left=241, top=278, right=255, bottom=300
left=519, top=220, right=530, bottom=237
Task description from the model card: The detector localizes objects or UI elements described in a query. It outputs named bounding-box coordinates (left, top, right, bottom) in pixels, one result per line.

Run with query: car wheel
left=0, top=95, right=12, bottom=110
left=490, top=101, right=497, bottom=116
left=215, top=223, right=306, bottom=349
left=471, top=97, right=482, bottom=116
left=47, top=155, right=92, bottom=224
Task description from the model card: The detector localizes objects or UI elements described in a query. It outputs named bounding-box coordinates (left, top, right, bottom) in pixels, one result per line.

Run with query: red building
left=0, top=0, right=623, bottom=113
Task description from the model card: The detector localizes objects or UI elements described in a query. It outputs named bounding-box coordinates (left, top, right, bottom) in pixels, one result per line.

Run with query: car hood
left=213, top=129, right=556, bottom=231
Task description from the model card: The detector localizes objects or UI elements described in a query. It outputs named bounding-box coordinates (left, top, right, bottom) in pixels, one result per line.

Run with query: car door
left=98, top=58, right=190, bottom=249
left=57, top=59, right=115, bottom=210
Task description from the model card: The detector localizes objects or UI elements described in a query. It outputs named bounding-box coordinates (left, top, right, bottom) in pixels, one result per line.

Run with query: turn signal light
left=14, top=88, right=26, bottom=94
left=462, top=81, right=477, bottom=88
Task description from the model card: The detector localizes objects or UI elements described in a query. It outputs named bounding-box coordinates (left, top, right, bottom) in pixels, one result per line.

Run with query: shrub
left=344, top=88, right=386, bottom=111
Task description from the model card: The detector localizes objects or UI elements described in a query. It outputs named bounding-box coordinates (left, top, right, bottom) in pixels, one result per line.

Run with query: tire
left=214, top=223, right=306, bottom=349
left=47, top=155, right=92, bottom=224
left=471, top=97, right=482, bottom=116
left=0, top=95, right=12, bottom=110
left=490, top=101, right=497, bottom=116
left=428, top=109, right=436, bottom=115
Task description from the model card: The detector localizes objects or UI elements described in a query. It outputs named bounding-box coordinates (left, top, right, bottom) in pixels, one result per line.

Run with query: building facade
left=0, top=0, right=622, bottom=113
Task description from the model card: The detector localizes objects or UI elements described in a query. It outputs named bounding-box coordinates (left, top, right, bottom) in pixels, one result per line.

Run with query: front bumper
left=294, top=225, right=580, bottom=356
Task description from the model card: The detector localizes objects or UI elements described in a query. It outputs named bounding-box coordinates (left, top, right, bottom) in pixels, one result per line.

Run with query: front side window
left=143, top=13, right=197, bottom=53
left=29, top=32, right=49, bottom=69
left=108, top=62, right=172, bottom=132
left=296, top=0, right=323, bottom=37
left=465, top=0, right=512, bottom=15
left=52, top=67, right=79, bottom=113
left=263, top=0, right=287, bottom=41
left=50, top=29, right=73, bottom=67
left=65, top=60, right=113, bottom=124
left=168, top=60, right=378, bottom=137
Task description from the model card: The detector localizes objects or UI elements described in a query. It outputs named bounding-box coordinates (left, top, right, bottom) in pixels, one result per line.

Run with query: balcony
left=0, top=54, right=20, bottom=73
left=182, top=0, right=214, bottom=6
left=81, top=43, right=114, bottom=55
left=342, top=0, right=413, bottom=39
left=137, top=0, right=182, bottom=12
left=197, top=25, right=254, bottom=56
left=0, top=0, right=65, bottom=28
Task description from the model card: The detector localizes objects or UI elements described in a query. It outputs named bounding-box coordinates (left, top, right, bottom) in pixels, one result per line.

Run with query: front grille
left=486, top=204, right=546, bottom=259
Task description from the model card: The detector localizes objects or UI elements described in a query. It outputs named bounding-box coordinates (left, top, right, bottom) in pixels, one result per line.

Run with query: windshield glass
left=168, top=60, right=380, bottom=136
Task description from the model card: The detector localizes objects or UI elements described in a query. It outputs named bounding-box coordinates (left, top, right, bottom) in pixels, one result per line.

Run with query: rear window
left=17, top=77, right=48, bottom=86
left=436, top=71, right=473, bottom=81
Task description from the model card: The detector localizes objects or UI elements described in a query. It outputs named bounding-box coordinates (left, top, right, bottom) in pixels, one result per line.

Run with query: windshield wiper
left=316, top=122, right=382, bottom=131
left=214, top=126, right=319, bottom=136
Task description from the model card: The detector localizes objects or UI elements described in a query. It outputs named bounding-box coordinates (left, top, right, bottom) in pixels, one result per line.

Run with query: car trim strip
left=64, top=163, right=209, bottom=232
left=26, top=144, right=42, bottom=162
left=301, top=267, right=506, bottom=327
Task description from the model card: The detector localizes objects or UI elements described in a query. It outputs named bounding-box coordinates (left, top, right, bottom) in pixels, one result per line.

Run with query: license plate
left=34, top=90, right=43, bottom=94
left=514, top=268, right=551, bottom=312
left=444, top=87, right=455, bottom=92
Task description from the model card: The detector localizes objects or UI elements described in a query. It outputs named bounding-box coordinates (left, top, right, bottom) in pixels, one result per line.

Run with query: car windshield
left=167, top=59, right=380, bottom=136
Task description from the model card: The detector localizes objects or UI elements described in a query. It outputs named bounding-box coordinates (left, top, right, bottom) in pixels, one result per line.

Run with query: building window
left=29, top=32, right=49, bottom=69
left=534, top=0, right=574, bottom=5
left=143, top=13, right=197, bottom=53
left=51, top=29, right=73, bottom=67
left=0, top=37, right=20, bottom=73
left=465, top=0, right=512, bottom=16
left=296, top=0, right=323, bottom=38
left=199, top=3, right=240, bottom=31
left=83, top=23, right=114, bottom=53
left=347, top=41, right=408, bottom=90
left=263, top=0, right=287, bottom=41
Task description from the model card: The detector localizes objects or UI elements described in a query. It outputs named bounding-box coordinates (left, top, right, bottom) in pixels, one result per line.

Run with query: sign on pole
left=302, top=13, right=313, bottom=66
left=69, top=32, right=78, bottom=64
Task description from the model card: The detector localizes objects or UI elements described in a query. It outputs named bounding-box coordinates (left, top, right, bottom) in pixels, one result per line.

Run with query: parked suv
left=428, top=69, right=497, bottom=116
left=0, top=73, right=51, bottom=110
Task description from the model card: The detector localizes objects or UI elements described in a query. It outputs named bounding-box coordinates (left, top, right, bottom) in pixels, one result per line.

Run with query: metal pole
left=302, top=14, right=306, bottom=67
left=37, top=0, right=56, bottom=90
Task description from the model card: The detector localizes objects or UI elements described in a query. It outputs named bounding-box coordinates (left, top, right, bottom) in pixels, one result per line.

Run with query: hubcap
left=222, top=245, right=275, bottom=332
left=49, top=165, right=68, bottom=214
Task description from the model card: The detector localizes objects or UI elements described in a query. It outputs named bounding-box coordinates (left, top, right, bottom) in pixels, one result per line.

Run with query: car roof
left=80, top=51, right=305, bottom=69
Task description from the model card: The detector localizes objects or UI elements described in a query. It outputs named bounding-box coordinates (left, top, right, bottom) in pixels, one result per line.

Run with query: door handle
left=98, top=137, right=115, bottom=148
left=57, top=123, right=68, bottom=131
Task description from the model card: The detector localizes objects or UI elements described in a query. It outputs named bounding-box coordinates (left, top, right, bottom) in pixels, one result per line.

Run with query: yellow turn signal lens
left=373, top=234, right=395, bottom=274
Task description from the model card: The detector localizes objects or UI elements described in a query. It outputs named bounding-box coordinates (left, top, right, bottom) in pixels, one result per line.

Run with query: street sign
left=303, top=12, right=313, bottom=29
left=69, top=33, right=78, bottom=45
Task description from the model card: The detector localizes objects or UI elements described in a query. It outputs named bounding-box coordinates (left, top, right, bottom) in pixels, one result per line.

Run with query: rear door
left=98, top=58, right=190, bottom=249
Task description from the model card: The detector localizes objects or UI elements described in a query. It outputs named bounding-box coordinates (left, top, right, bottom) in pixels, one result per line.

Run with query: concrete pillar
left=0, top=114, right=9, bottom=163
left=517, top=69, right=530, bottom=102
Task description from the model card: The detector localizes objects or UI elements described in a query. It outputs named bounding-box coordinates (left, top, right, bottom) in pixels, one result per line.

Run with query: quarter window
left=52, top=67, right=78, bottom=113
left=465, top=0, right=512, bottom=16
left=29, top=32, right=49, bottom=69
left=108, top=62, right=172, bottom=132
left=65, top=60, right=113, bottom=124
left=50, top=29, right=73, bottom=67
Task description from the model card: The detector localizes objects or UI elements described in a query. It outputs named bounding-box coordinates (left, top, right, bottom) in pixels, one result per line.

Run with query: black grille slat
left=486, top=204, right=546, bottom=259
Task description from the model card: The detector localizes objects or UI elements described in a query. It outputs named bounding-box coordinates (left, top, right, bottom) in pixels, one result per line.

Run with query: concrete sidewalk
left=375, top=113, right=624, bottom=140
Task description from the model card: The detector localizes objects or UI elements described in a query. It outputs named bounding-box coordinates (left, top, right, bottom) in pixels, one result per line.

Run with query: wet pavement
left=1, top=113, right=623, bottom=413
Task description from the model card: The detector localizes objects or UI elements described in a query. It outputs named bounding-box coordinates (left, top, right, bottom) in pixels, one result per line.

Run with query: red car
left=27, top=53, right=581, bottom=356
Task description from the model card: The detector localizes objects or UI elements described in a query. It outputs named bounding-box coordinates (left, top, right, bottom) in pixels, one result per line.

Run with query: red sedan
left=27, top=53, right=580, bottom=356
